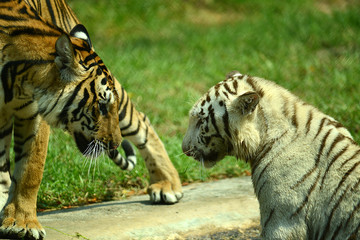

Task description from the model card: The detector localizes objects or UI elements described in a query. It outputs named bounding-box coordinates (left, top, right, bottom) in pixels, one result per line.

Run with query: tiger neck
left=1, top=45, right=69, bottom=128
left=245, top=92, right=296, bottom=167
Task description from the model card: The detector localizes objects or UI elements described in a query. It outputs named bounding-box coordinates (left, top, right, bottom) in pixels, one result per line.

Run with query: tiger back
left=183, top=71, right=360, bottom=239
left=0, top=1, right=124, bottom=239
left=23, top=0, right=138, bottom=171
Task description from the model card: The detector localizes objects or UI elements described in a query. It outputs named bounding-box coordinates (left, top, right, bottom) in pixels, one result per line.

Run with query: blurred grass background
left=37, top=0, right=360, bottom=209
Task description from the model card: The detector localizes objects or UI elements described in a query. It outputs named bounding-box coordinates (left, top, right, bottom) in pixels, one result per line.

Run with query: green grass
left=37, top=0, right=360, bottom=209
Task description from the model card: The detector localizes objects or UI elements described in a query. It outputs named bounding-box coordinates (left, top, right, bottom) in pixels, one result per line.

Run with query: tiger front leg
left=0, top=121, right=13, bottom=212
left=115, top=83, right=183, bottom=204
left=136, top=125, right=183, bottom=204
left=0, top=119, right=49, bottom=240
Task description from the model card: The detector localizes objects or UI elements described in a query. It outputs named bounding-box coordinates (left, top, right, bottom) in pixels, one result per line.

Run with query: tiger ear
left=70, top=24, right=92, bottom=49
left=231, top=92, right=260, bottom=115
left=55, top=34, right=76, bottom=81
left=226, top=70, right=243, bottom=79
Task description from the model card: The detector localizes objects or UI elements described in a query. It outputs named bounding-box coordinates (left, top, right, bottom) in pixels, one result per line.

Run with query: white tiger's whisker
left=199, top=157, right=206, bottom=181
left=175, top=150, right=191, bottom=157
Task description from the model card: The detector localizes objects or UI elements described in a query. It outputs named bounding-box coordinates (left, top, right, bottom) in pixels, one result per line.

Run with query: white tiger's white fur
left=182, top=71, right=360, bottom=239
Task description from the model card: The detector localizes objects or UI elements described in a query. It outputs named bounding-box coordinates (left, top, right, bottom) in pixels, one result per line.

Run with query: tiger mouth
left=188, top=149, right=220, bottom=168
left=74, top=132, right=120, bottom=157
left=74, top=132, right=96, bottom=155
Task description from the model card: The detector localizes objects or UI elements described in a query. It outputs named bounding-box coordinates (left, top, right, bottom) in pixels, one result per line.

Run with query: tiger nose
left=181, top=141, right=191, bottom=156
left=109, top=140, right=119, bottom=150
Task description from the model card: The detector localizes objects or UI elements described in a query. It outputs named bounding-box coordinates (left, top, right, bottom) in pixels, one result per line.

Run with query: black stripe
left=46, top=0, right=56, bottom=24
left=222, top=107, right=231, bottom=138
left=83, top=53, right=98, bottom=65
left=71, top=88, right=90, bottom=119
left=1, top=60, right=52, bottom=103
left=257, top=106, right=269, bottom=135
left=0, top=160, right=10, bottom=172
left=320, top=183, right=354, bottom=240
left=320, top=145, right=349, bottom=188
left=222, top=91, right=229, bottom=99
left=282, top=95, right=290, bottom=118
left=90, top=79, right=97, bottom=104
left=0, top=126, right=12, bottom=139
left=13, top=145, right=22, bottom=155
left=263, top=209, right=275, bottom=232
left=43, top=88, right=65, bottom=116
left=246, top=76, right=264, bottom=97
left=58, top=78, right=86, bottom=124
left=17, top=112, right=38, bottom=121
left=252, top=133, right=290, bottom=187
left=330, top=222, right=344, bottom=240
left=119, top=86, right=125, bottom=107
left=346, top=215, right=360, bottom=240
left=255, top=161, right=272, bottom=196
left=0, top=14, right=26, bottom=21
left=54, top=0, right=63, bottom=28
left=292, top=173, right=320, bottom=217
left=15, top=153, right=28, bottom=163
left=343, top=180, right=360, bottom=228
left=251, top=143, right=273, bottom=173
left=208, top=105, right=221, bottom=137
left=223, top=82, right=236, bottom=95
left=305, top=110, right=313, bottom=134
left=119, top=157, right=129, bottom=170
left=314, top=118, right=327, bottom=139
left=136, top=126, right=148, bottom=149
left=0, top=150, right=5, bottom=158
left=292, top=129, right=332, bottom=189
left=291, top=102, right=298, bottom=128
left=326, top=134, right=345, bottom=157
left=330, top=160, right=360, bottom=202
left=14, top=100, right=34, bottom=111
left=120, top=103, right=134, bottom=131
left=118, top=96, right=129, bottom=122
left=14, top=134, right=35, bottom=146
left=340, top=149, right=360, bottom=168
left=122, top=120, right=141, bottom=137
left=251, top=130, right=288, bottom=172
left=9, top=27, right=59, bottom=37
left=232, top=80, right=238, bottom=93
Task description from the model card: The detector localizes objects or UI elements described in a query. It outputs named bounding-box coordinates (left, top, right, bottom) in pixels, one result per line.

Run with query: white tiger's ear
left=70, top=24, right=92, bottom=49
left=55, top=34, right=76, bottom=82
left=226, top=70, right=243, bottom=79
left=230, top=92, right=260, bottom=115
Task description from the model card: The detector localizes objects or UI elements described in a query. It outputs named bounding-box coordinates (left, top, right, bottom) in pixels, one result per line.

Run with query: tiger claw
left=148, top=180, right=183, bottom=204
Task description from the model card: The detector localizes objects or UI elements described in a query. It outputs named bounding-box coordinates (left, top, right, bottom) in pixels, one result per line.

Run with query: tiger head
left=47, top=24, right=122, bottom=157
left=182, top=71, right=261, bottom=167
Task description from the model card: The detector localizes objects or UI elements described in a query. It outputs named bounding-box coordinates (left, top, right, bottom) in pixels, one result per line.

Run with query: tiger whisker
left=175, top=149, right=192, bottom=157
left=199, top=156, right=207, bottom=181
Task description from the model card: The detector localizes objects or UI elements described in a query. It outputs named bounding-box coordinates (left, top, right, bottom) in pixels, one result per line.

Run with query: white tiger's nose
left=181, top=139, right=191, bottom=156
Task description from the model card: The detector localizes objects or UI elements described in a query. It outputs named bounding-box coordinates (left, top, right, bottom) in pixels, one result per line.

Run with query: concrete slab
left=38, top=177, right=260, bottom=240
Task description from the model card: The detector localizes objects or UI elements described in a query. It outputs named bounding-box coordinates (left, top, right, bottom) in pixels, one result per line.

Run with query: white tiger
left=182, top=71, right=360, bottom=239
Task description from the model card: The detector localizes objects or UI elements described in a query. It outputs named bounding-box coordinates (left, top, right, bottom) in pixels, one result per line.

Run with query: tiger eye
left=101, top=77, right=107, bottom=85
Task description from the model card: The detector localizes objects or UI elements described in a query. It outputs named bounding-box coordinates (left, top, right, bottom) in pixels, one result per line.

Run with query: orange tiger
left=22, top=0, right=183, bottom=203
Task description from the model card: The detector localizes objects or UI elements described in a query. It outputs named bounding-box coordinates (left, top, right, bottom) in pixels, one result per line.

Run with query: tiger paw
left=0, top=215, right=46, bottom=240
left=148, top=180, right=183, bottom=204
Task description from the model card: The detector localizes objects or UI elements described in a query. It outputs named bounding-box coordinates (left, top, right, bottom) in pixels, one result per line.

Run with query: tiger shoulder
left=183, top=71, right=360, bottom=239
